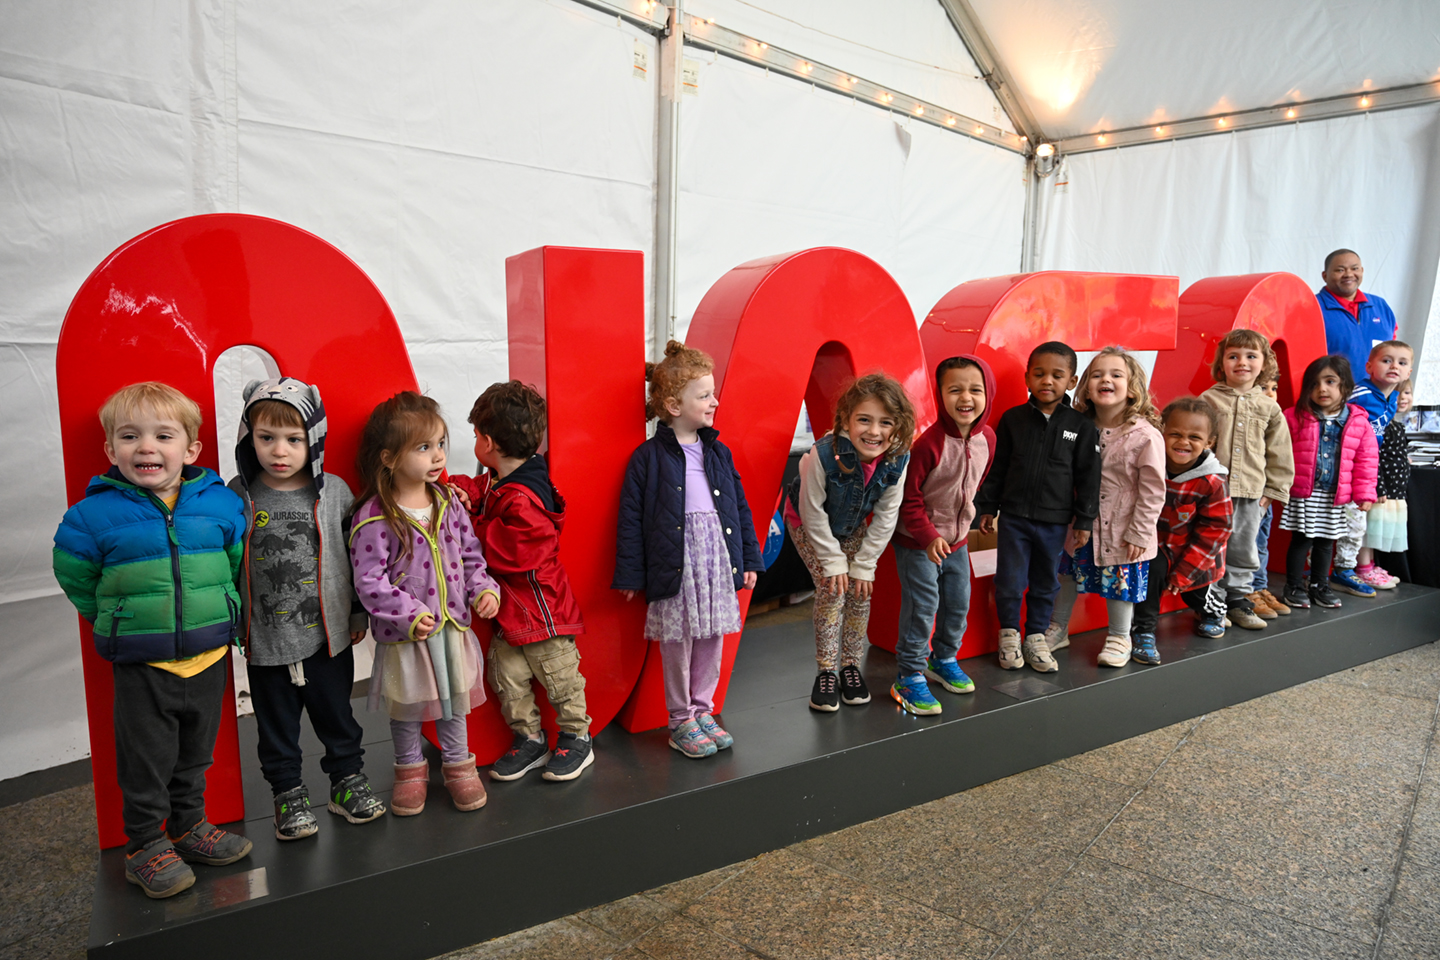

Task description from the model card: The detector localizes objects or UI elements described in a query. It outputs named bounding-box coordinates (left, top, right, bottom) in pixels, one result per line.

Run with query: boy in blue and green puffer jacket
left=53, top=382, right=251, bottom=899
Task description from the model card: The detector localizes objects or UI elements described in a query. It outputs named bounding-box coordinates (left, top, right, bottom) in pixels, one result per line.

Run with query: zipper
left=108, top=599, right=133, bottom=658
left=313, top=499, right=329, bottom=653
left=404, top=499, right=450, bottom=630
left=150, top=492, right=185, bottom=660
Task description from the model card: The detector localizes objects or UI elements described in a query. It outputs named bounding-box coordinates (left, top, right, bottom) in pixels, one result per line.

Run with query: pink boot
left=390, top=761, right=428, bottom=816
left=442, top=755, right=488, bottom=812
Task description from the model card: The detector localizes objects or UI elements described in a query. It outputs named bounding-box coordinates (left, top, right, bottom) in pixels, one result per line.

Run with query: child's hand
left=978, top=514, right=996, bottom=535
left=742, top=571, right=758, bottom=591
left=1073, top=529, right=1091, bottom=548
left=413, top=613, right=437, bottom=640
left=1376, top=495, right=1387, bottom=504
left=473, top=592, right=499, bottom=618
left=1359, top=501, right=1374, bottom=513
left=1125, top=542, right=1144, bottom=562
left=350, top=630, right=366, bottom=643
left=823, top=573, right=849, bottom=597
left=926, top=537, right=952, bottom=565
left=619, top=589, right=638, bottom=602
left=849, top=577, right=873, bottom=599
left=447, top=483, right=472, bottom=509
left=1258, top=496, right=1272, bottom=511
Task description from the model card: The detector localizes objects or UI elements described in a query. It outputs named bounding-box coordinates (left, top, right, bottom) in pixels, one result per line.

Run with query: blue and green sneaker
left=925, top=657, right=976, bottom=694
left=890, top=674, right=942, bottom=715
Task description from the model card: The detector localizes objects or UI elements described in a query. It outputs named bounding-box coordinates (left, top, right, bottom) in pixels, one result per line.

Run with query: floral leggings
left=788, top=521, right=870, bottom=671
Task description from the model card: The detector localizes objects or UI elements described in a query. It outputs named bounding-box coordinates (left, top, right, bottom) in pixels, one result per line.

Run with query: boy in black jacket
left=977, top=342, right=1101, bottom=673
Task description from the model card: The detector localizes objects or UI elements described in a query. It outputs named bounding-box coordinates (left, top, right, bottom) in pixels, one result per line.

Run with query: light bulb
left=1286, top=108, right=1296, bottom=119
left=1035, top=142, right=1055, bottom=158
left=1097, top=134, right=1107, bottom=144
left=1360, top=96, right=1370, bottom=108
left=945, top=117, right=956, bottom=126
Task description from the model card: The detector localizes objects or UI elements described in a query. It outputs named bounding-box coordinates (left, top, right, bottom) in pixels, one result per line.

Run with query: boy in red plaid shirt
left=1130, top=397, right=1234, bottom=664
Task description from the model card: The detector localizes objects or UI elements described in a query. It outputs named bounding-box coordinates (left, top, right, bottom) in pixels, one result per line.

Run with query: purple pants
left=661, top=636, right=724, bottom=727
left=391, top=717, right=468, bottom=765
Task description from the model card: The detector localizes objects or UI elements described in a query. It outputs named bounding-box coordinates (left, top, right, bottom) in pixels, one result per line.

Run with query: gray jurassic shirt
left=248, top=482, right=325, bottom=666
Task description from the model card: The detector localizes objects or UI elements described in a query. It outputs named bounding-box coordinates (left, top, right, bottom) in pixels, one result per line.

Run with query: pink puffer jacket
left=1284, top=403, right=1378, bottom=505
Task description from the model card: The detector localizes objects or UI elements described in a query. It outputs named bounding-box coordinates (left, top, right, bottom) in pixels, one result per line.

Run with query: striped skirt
left=1279, top=491, right=1346, bottom=539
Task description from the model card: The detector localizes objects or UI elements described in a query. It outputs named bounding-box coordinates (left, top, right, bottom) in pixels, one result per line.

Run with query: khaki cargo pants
left=487, top=634, right=591, bottom=737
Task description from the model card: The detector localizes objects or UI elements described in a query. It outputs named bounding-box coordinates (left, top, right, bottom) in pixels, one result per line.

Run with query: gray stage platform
left=88, top=584, right=1440, bottom=959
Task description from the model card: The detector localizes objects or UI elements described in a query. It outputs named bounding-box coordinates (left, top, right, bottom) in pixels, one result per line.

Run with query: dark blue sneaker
left=890, top=674, right=941, bottom=715
left=1194, top=615, right=1225, bottom=639
left=1329, top=568, right=1376, bottom=598
left=925, top=657, right=975, bottom=694
left=1131, top=633, right=1161, bottom=665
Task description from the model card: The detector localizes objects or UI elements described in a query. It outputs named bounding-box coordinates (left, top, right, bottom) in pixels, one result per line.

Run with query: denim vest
left=1314, top=407, right=1348, bottom=491
left=788, top=433, right=908, bottom=539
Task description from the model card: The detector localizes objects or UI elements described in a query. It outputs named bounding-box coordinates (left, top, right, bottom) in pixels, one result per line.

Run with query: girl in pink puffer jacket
left=1278, top=356, right=1378, bottom=611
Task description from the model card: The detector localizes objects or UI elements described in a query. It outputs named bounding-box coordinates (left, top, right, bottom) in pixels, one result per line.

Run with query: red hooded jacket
left=451, top=456, right=585, bottom=645
left=893, top=355, right=996, bottom=551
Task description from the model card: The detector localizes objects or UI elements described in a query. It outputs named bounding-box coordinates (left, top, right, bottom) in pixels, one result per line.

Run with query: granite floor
left=5, top=635, right=1440, bottom=960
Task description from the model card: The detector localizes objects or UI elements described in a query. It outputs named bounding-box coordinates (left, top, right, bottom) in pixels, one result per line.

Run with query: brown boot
left=442, top=755, right=488, bottom=811
left=1247, top=592, right=1278, bottom=619
left=1259, top=588, right=1291, bottom=615
left=391, top=761, right=428, bottom=817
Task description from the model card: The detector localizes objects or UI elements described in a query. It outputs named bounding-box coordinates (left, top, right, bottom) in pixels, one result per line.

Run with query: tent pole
left=653, top=3, right=683, bottom=359
left=1020, top=156, right=1038, bottom=273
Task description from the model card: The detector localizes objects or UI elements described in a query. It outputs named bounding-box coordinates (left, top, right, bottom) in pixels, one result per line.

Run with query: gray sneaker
left=169, top=820, right=253, bottom=866
left=1022, top=634, right=1058, bottom=673
left=696, top=713, right=733, bottom=750
left=998, top=629, right=1024, bottom=669
left=1043, top=621, right=1070, bottom=651
left=273, top=785, right=319, bottom=840
left=124, top=837, right=195, bottom=899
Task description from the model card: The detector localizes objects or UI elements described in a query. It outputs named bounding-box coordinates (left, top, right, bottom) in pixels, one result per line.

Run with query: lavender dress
left=645, top=440, right=743, bottom=643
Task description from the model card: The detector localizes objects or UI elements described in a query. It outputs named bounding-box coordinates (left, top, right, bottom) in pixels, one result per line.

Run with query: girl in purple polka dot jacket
left=347, top=392, right=501, bottom=817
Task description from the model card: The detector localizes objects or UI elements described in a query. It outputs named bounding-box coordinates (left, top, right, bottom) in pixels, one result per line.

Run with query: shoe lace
left=134, top=846, right=183, bottom=881
left=818, top=672, right=837, bottom=694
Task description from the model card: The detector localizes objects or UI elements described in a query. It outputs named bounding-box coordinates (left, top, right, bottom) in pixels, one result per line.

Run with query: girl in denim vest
left=613, top=342, right=764, bottom=759
left=784, top=374, right=915, bottom=712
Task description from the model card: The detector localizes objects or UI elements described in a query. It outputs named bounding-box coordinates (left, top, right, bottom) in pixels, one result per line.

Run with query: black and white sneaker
left=327, top=772, right=387, bottom=823
left=542, top=732, right=594, bottom=781
left=809, top=670, right=840, bottom=712
left=489, top=734, right=550, bottom=782
left=1309, top=583, right=1343, bottom=609
left=273, top=785, right=319, bottom=841
left=839, top=664, right=871, bottom=705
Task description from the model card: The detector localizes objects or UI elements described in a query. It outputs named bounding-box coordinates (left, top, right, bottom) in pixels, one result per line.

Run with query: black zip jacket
left=974, top=394, right=1101, bottom=530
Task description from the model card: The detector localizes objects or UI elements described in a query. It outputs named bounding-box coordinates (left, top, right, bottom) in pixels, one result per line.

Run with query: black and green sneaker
left=273, top=785, right=319, bottom=841
left=327, top=772, right=387, bottom=824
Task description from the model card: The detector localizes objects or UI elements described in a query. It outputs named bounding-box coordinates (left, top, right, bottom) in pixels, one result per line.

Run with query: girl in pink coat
left=1279, top=356, right=1379, bottom=611
left=1046, top=347, right=1167, bottom=667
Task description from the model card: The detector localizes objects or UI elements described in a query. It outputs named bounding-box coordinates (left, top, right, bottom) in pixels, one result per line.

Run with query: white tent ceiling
left=966, top=0, right=1440, bottom=140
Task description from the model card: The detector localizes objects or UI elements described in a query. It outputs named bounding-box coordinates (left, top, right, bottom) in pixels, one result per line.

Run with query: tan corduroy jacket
left=1200, top=383, right=1294, bottom=503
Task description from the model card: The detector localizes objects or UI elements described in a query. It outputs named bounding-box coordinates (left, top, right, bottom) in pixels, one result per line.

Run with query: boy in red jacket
left=451, top=381, right=592, bottom=782
left=1130, top=397, right=1235, bottom=664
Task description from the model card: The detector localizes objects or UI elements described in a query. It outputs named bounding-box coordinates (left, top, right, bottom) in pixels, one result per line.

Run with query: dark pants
left=994, top=515, right=1068, bottom=635
left=1132, top=551, right=1223, bottom=635
left=1286, top=534, right=1336, bottom=588
left=113, top=654, right=228, bottom=854
left=249, top=644, right=364, bottom=795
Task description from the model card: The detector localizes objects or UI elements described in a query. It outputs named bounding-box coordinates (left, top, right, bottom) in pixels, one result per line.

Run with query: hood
left=234, top=377, right=328, bottom=494
left=89, top=464, right=218, bottom=501
left=1171, top=448, right=1228, bottom=483
left=493, top=454, right=559, bottom=514
left=933, top=354, right=996, bottom=440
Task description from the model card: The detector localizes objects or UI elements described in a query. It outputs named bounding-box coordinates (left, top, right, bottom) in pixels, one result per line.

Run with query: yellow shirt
left=148, top=490, right=230, bottom=678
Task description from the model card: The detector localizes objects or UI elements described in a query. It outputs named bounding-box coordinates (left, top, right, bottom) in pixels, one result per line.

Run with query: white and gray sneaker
left=1022, top=634, right=1059, bottom=673
left=1043, top=620, right=1070, bottom=651
left=998, top=628, right=1024, bottom=670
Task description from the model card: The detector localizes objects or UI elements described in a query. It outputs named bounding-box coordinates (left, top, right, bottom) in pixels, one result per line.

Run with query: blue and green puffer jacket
left=53, top=465, right=247, bottom=664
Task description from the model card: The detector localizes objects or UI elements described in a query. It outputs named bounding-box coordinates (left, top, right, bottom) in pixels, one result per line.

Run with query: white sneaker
left=1044, top=620, right=1070, bottom=651
left=998, top=629, right=1024, bottom=670
left=1097, top=634, right=1132, bottom=668
left=1022, top=634, right=1058, bottom=673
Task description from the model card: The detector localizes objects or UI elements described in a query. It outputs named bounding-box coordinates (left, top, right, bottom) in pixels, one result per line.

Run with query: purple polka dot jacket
left=348, top=485, right=501, bottom=643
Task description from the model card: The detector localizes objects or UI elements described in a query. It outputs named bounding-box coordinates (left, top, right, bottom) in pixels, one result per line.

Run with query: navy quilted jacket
left=612, top=423, right=764, bottom=602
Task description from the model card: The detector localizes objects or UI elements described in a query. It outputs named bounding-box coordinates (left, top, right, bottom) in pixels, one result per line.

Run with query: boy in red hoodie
left=451, top=381, right=591, bottom=782
left=889, top=356, right=994, bottom=715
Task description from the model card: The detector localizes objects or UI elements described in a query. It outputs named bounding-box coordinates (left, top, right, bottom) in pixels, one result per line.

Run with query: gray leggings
left=1049, top=578, right=1135, bottom=638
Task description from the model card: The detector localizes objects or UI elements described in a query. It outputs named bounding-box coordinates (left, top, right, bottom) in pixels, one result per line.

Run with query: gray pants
left=113, top=655, right=228, bottom=854
left=1334, top=503, right=1368, bottom=569
left=1222, top=497, right=1265, bottom=607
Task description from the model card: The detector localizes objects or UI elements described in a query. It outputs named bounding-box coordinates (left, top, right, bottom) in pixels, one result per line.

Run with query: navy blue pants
left=993, top=515, right=1068, bottom=636
left=249, top=644, right=364, bottom=795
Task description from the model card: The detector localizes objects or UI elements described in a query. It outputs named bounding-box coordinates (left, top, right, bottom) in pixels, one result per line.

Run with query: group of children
left=52, top=329, right=1416, bottom=899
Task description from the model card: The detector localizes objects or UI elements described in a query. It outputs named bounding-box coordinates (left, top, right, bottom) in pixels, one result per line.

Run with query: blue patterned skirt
left=645, top=512, right=743, bottom=643
left=1061, top=542, right=1149, bottom=602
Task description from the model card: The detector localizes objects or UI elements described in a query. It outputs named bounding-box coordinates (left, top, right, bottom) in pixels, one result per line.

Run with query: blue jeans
left=894, top=542, right=971, bottom=677
left=1252, top=503, right=1273, bottom=592
left=994, top=515, right=1068, bottom=635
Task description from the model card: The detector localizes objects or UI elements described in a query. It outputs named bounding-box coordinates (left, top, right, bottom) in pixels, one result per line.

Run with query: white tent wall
left=1033, top=105, right=1440, bottom=397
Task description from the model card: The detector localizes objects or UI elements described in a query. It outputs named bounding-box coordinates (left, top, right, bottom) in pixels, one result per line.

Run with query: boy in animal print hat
left=229, top=377, right=386, bottom=839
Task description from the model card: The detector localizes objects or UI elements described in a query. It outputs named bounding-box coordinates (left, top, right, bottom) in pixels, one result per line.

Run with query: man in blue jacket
left=1317, top=248, right=1397, bottom=377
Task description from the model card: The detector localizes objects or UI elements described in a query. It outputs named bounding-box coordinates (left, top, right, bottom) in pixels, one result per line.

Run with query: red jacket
left=451, top=457, right=584, bottom=645
left=1157, top=450, right=1234, bottom=594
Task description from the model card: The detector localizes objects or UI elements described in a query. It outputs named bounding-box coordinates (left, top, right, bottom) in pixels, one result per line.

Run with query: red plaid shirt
left=1157, top=453, right=1234, bottom=593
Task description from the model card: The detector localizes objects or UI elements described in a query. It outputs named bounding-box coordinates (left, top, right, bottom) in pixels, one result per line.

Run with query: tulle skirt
left=645, top=512, right=743, bottom=643
left=368, top=624, right=486, bottom=723
left=1365, top=499, right=1409, bottom=552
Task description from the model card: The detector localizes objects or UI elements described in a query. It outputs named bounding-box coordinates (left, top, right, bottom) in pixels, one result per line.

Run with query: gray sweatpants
left=1222, top=497, right=1265, bottom=607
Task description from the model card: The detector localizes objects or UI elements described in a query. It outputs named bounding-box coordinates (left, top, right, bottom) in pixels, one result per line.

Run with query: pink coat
left=1065, top=418, right=1166, bottom=567
left=1284, top=404, right=1378, bottom=505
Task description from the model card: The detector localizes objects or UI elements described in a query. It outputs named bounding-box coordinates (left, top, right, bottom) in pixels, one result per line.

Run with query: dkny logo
left=1062, top=429, right=1077, bottom=441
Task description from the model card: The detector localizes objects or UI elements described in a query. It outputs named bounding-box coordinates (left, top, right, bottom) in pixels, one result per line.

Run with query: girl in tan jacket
left=1046, top=347, right=1166, bottom=667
